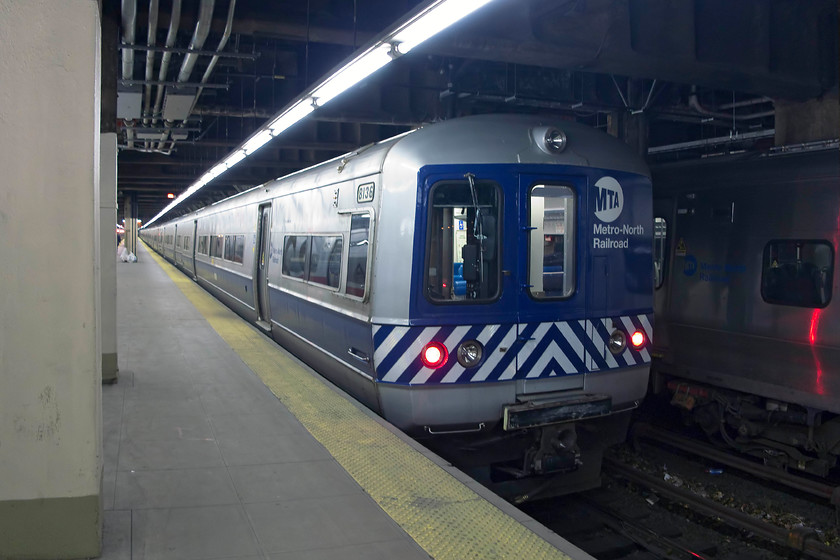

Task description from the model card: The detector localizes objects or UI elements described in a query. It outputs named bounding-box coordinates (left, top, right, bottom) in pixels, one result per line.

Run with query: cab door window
left=425, top=178, right=501, bottom=303
left=528, top=184, right=575, bottom=298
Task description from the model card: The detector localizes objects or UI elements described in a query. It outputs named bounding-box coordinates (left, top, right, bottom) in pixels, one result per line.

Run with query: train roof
left=152, top=113, right=650, bottom=227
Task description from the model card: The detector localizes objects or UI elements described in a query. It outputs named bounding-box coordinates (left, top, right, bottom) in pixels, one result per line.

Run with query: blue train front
left=370, top=115, right=653, bottom=493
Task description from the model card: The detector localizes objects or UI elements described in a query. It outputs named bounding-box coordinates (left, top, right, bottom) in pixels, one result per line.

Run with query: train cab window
left=761, top=240, right=833, bottom=308
left=426, top=178, right=501, bottom=303
left=210, top=234, right=224, bottom=258
left=528, top=184, right=575, bottom=299
left=282, top=235, right=309, bottom=280
left=309, top=236, right=343, bottom=289
left=654, top=217, right=667, bottom=289
left=346, top=214, right=370, bottom=298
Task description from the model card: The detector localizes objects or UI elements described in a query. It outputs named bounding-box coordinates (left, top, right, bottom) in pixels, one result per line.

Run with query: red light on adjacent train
left=421, top=342, right=448, bottom=369
left=630, top=331, right=645, bottom=348
left=167, top=193, right=175, bottom=199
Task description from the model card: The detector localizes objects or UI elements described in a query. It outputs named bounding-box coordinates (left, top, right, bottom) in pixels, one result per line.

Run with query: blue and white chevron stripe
left=372, top=314, right=653, bottom=386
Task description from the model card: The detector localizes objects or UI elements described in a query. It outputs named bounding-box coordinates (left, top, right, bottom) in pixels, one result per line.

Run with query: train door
left=191, top=220, right=198, bottom=278
left=172, top=224, right=178, bottom=261
left=254, top=203, right=272, bottom=329
left=516, top=174, right=586, bottom=387
left=652, top=197, right=675, bottom=354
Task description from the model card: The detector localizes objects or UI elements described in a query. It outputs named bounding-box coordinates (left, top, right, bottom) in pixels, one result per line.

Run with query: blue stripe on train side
left=373, top=314, right=653, bottom=385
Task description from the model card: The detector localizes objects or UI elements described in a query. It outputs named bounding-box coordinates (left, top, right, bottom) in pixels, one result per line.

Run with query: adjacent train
left=650, top=147, right=840, bottom=477
left=142, top=114, right=654, bottom=496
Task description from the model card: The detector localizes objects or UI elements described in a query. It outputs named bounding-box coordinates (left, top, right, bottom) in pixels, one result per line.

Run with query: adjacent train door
left=255, top=204, right=272, bottom=329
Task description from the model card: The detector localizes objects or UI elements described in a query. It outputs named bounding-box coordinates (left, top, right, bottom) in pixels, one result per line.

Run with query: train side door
left=172, top=224, right=178, bottom=261
left=191, top=220, right=198, bottom=278
left=652, top=197, right=675, bottom=354
left=255, top=204, right=272, bottom=329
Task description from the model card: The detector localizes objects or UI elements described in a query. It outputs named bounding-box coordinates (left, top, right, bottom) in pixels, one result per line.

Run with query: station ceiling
left=108, top=0, right=839, bottom=224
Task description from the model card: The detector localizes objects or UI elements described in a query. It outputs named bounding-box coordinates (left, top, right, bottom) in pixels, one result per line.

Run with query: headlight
left=608, top=330, right=626, bottom=355
left=456, top=340, right=483, bottom=368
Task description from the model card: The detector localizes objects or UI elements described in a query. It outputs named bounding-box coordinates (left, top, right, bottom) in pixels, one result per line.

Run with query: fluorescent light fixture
left=269, top=101, right=315, bottom=135
left=242, top=129, right=274, bottom=155
left=223, top=149, right=247, bottom=168
left=142, top=0, right=497, bottom=230
left=311, top=45, right=393, bottom=106
left=393, top=0, right=494, bottom=54
left=207, top=162, right=227, bottom=178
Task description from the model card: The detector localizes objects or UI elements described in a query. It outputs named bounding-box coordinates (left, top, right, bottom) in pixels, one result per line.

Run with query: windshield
left=425, top=178, right=501, bottom=303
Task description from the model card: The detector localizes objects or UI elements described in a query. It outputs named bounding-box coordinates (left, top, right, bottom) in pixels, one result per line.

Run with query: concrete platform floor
left=99, top=241, right=587, bottom=560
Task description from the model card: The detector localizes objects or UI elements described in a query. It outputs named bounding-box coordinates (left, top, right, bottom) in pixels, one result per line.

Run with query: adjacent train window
left=197, top=236, right=208, bottom=255
left=654, top=217, right=667, bottom=289
left=528, top=184, right=575, bottom=299
left=184, top=236, right=191, bottom=250
left=309, top=236, right=343, bottom=289
left=761, top=240, right=833, bottom=308
left=210, top=235, right=224, bottom=258
left=426, top=178, right=501, bottom=302
left=282, top=235, right=309, bottom=280
left=346, top=214, right=370, bottom=298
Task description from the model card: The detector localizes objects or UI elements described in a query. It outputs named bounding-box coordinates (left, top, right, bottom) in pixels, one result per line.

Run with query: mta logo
left=594, top=176, right=623, bottom=223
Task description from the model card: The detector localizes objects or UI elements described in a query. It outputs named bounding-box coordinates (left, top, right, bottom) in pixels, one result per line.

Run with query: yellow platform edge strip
left=142, top=243, right=572, bottom=560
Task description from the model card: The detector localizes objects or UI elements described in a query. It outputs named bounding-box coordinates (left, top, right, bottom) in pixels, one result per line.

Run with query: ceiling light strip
left=143, top=0, right=494, bottom=228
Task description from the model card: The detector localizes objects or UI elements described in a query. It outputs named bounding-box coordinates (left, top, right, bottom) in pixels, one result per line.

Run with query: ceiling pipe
left=156, top=0, right=216, bottom=152
left=121, top=0, right=138, bottom=149
left=120, top=0, right=137, bottom=80
left=142, top=0, right=160, bottom=149
left=152, top=0, right=182, bottom=128
left=688, top=86, right=774, bottom=121
left=167, top=0, right=238, bottom=153
left=142, top=0, right=159, bottom=126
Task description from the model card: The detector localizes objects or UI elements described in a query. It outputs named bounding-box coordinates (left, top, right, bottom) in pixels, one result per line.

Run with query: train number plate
left=503, top=394, right=612, bottom=431
left=357, top=182, right=375, bottom=203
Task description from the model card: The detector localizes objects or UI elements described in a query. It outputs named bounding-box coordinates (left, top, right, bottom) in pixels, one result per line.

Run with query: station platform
left=100, top=241, right=592, bottom=560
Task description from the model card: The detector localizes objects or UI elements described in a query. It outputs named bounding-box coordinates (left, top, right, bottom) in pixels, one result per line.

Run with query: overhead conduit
left=121, top=0, right=137, bottom=149
left=155, top=0, right=216, bottom=152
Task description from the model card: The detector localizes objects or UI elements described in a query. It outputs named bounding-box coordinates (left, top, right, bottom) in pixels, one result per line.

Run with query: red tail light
left=630, top=331, right=645, bottom=348
left=421, top=342, right=448, bottom=369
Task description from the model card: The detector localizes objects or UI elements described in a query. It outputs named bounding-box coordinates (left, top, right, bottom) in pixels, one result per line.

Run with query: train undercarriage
left=661, top=378, right=840, bottom=478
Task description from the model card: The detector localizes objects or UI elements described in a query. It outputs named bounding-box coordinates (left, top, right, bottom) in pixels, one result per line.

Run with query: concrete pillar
left=0, top=1, right=103, bottom=557
left=101, top=134, right=119, bottom=383
left=774, top=94, right=840, bottom=145
left=124, top=191, right=138, bottom=257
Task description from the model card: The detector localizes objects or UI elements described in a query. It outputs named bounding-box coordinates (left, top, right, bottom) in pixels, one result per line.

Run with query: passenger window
left=528, top=184, right=575, bottom=299
left=223, top=236, right=234, bottom=261
left=426, top=178, right=501, bottom=303
left=197, top=236, right=208, bottom=255
left=654, top=217, right=667, bottom=289
left=233, top=235, right=245, bottom=264
left=309, top=236, right=343, bottom=289
left=210, top=235, right=224, bottom=258
left=761, top=240, right=833, bottom=308
left=282, top=235, right=309, bottom=280
left=346, top=214, right=370, bottom=298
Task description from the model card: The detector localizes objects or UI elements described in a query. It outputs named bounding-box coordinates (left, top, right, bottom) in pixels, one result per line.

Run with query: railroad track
left=522, top=428, right=840, bottom=559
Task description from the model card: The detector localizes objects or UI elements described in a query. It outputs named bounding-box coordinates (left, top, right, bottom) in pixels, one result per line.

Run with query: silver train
left=651, top=147, right=840, bottom=477
left=142, top=114, right=654, bottom=496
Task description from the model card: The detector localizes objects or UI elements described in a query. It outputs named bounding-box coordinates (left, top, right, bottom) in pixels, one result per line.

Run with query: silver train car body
left=651, top=148, right=840, bottom=476
left=143, top=114, right=654, bottom=494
